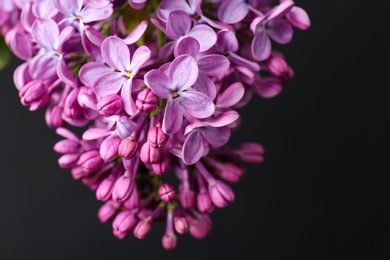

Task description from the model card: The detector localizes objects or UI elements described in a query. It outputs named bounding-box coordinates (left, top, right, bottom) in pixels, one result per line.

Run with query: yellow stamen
left=172, top=91, right=179, bottom=98
left=194, top=13, right=201, bottom=20
left=126, top=71, right=132, bottom=78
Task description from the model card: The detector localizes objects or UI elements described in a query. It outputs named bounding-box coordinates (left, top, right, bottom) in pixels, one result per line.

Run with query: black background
left=0, top=0, right=389, bottom=259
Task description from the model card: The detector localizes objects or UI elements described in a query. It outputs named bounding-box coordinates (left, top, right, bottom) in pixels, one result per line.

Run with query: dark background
left=0, top=0, right=389, bottom=259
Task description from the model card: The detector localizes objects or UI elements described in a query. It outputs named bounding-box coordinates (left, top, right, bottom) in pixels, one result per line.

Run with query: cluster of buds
left=0, top=0, right=309, bottom=250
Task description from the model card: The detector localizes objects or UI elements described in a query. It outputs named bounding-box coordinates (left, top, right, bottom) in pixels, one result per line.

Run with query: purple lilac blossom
left=0, top=0, right=310, bottom=250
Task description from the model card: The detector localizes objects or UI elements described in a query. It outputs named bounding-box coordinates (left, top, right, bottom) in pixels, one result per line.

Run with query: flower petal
left=193, top=73, right=217, bottom=101
left=80, top=4, right=113, bottom=23
left=206, top=110, right=239, bottom=127
left=182, top=130, right=204, bottom=165
left=157, top=0, right=192, bottom=22
left=29, top=52, right=58, bottom=79
left=217, top=0, right=249, bottom=24
left=170, top=54, right=198, bottom=91
left=93, top=72, right=124, bottom=96
left=197, top=54, right=230, bottom=76
left=174, top=36, right=200, bottom=58
left=101, top=36, right=130, bottom=71
left=83, top=128, right=110, bottom=140
left=167, top=10, right=191, bottom=38
left=188, top=24, right=216, bottom=52
left=121, top=80, right=137, bottom=115
left=79, top=62, right=113, bottom=86
left=217, top=82, right=245, bottom=108
left=267, top=19, right=293, bottom=44
left=129, top=45, right=151, bottom=75
left=202, top=126, right=230, bottom=147
left=144, top=69, right=172, bottom=98
left=180, top=91, right=214, bottom=119
left=163, top=98, right=183, bottom=135
left=31, top=18, right=59, bottom=50
left=53, top=0, right=82, bottom=16
left=123, top=20, right=148, bottom=45
left=251, top=30, right=271, bottom=61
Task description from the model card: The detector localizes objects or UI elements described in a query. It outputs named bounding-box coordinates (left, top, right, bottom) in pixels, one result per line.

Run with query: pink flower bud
left=112, top=211, right=137, bottom=236
left=158, top=183, right=176, bottom=202
left=162, top=233, right=177, bottom=250
left=19, top=79, right=49, bottom=110
left=136, top=88, right=159, bottom=113
left=140, top=142, right=161, bottom=164
left=54, top=139, right=81, bottom=154
left=208, top=181, right=235, bottom=208
left=123, top=188, right=139, bottom=210
left=179, top=188, right=196, bottom=209
left=97, top=94, right=123, bottom=116
left=46, top=105, right=65, bottom=128
left=286, top=6, right=311, bottom=30
left=112, top=175, right=133, bottom=202
left=197, top=192, right=214, bottom=213
left=151, top=150, right=171, bottom=175
left=174, top=216, right=188, bottom=234
left=78, top=150, right=104, bottom=173
left=71, top=166, right=88, bottom=180
left=96, top=177, right=115, bottom=201
left=118, top=137, right=138, bottom=159
left=217, top=163, right=244, bottom=183
left=98, top=201, right=120, bottom=223
left=148, top=125, right=168, bottom=148
left=266, top=54, right=287, bottom=77
left=64, top=88, right=84, bottom=119
left=133, top=219, right=152, bottom=239
left=189, top=220, right=209, bottom=240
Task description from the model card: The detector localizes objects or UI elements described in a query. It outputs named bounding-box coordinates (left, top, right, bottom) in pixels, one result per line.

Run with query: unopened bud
left=97, top=94, right=123, bottom=116
left=158, top=183, right=176, bottom=202
left=136, top=88, right=159, bottom=113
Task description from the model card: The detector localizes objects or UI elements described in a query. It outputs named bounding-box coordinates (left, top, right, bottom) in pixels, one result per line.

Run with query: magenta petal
left=193, top=73, right=217, bottom=101
left=182, top=130, right=204, bottom=165
left=206, top=110, right=239, bottom=127
left=93, top=72, right=124, bottom=96
left=100, top=134, right=121, bottom=161
left=217, top=82, right=245, bottom=108
left=144, top=69, right=171, bottom=98
left=251, top=30, right=272, bottom=61
left=170, top=54, right=198, bottom=91
left=58, top=26, right=75, bottom=52
left=29, top=53, right=58, bottom=79
left=121, top=80, right=137, bottom=115
left=79, top=62, right=113, bottom=86
left=180, top=91, right=214, bottom=119
left=267, top=19, right=293, bottom=44
left=129, top=45, right=151, bottom=74
left=57, top=57, right=76, bottom=87
left=228, top=52, right=260, bottom=72
left=56, top=127, right=79, bottom=141
left=188, top=25, right=216, bottom=52
left=10, top=31, right=32, bottom=60
left=174, top=37, right=200, bottom=58
left=58, top=153, right=80, bottom=168
left=53, top=0, right=82, bottom=16
left=82, top=128, right=110, bottom=140
left=217, top=0, right=249, bottom=24
left=80, top=4, right=113, bottom=23
left=85, top=26, right=105, bottom=47
left=202, top=126, right=230, bottom=147
left=163, top=98, right=183, bottom=135
left=101, top=36, right=130, bottom=71
left=31, top=18, right=59, bottom=50
left=157, top=0, right=192, bottom=22
left=254, top=77, right=282, bottom=98
left=197, top=54, right=230, bottom=76
left=217, top=30, right=238, bottom=52
left=167, top=10, right=191, bottom=38
left=123, top=20, right=148, bottom=45
left=267, top=1, right=294, bottom=21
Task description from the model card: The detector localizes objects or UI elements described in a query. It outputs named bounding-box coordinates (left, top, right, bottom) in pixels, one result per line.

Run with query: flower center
left=126, top=71, right=132, bottom=78
left=171, top=91, right=179, bottom=98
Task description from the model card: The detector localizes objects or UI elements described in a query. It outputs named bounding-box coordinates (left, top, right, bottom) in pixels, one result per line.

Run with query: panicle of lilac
left=0, top=0, right=310, bottom=250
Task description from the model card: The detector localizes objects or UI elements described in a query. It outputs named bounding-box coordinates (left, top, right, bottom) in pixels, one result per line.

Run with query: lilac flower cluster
left=0, top=0, right=309, bottom=249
